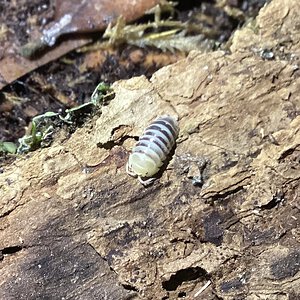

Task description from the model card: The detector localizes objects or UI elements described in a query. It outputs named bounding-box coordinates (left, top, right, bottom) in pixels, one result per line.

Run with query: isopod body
left=126, top=115, right=179, bottom=184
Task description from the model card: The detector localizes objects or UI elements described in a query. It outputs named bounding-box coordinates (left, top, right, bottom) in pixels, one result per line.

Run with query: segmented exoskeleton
left=126, top=115, right=179, bottom=185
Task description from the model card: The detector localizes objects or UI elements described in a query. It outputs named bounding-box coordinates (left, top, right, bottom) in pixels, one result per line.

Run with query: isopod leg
left=138, top=176, right=155, bottom=186
left=126, top=162, right=137, bottom=177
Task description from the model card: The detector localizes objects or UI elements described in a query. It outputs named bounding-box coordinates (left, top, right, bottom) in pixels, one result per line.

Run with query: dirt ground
left=0, top=0, right=299, bottom=299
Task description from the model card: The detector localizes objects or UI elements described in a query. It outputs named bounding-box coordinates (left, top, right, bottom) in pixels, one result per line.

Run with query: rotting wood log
left=1, top=0, right=300, bottom=299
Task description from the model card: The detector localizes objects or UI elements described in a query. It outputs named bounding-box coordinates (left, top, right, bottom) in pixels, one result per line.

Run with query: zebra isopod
left=126, top=115, right=179, bottom=185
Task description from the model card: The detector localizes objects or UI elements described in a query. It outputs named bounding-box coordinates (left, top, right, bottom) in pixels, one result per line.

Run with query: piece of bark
left=1, top=0, right=300, bottom=299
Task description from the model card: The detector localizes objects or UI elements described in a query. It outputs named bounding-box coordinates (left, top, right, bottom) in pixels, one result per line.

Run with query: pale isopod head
left=127, top=152, right=162, bottom=177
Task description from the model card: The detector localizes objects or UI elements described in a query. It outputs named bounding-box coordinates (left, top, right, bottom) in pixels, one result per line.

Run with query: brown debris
left=20, top=0, right=161, bottom=57
left=0, top=0, right=160, bottom=90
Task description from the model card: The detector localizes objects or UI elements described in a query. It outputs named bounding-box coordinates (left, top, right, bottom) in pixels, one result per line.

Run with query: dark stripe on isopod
left=137, top=138, right=167, bottom=160
left=140, top=136, right=168, bottom=153
left=157, top=116, right=178, bottom=131
left=143, top=130, right=172, bottom=150
left=154, top=120, right=177, bottom=138
left=146, top=125, right=173, bottom=144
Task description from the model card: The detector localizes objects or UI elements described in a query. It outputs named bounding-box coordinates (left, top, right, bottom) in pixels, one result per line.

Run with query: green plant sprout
left=13, top=82, right=114, bottom=154
left=0, top=141, right=17, bottom=154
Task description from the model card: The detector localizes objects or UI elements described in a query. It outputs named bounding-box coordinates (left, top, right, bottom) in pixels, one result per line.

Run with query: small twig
left=194, top=280, right=211, bottom=297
